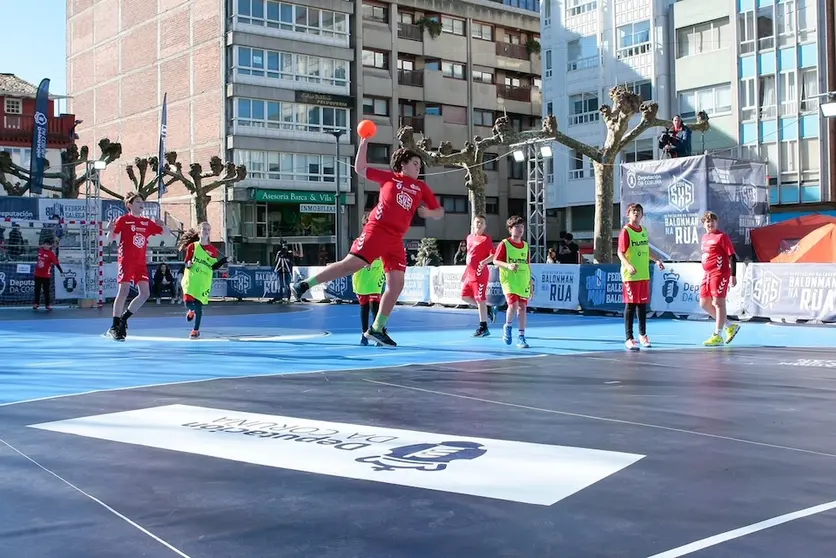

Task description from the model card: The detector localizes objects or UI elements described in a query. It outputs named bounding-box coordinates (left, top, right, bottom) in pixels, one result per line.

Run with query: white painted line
left=362, top=379, right=836, bottom=459
left=0, top=436, right=192, bottom=558
left=646, top=500, right=836, bottom=557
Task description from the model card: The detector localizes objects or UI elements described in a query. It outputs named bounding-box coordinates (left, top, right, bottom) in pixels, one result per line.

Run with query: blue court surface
left=1, top=303, right=835, bottom=557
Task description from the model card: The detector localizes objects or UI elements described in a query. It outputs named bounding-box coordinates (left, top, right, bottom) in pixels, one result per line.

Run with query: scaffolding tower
left=513, top=140, right=551, bottom=264
left=81, top=161, right=104, bottom=307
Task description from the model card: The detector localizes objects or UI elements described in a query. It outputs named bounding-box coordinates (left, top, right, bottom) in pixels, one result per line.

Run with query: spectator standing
left=33, top=239, right=64, bottom=311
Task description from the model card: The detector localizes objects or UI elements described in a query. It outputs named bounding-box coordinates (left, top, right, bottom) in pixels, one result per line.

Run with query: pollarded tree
left=100, top=155, right=178, bottom=201
left=0, top=138, right=122, bottom=198
left=398, top=86, right=709, bottom=263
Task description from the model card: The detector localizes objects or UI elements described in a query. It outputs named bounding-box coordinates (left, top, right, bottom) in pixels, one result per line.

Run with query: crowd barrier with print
left=6, top=261, right=835, bottom=324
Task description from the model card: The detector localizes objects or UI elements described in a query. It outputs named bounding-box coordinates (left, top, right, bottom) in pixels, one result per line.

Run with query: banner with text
left=399, top=267, right=431, bottom=303
left=578, top=264, right=626, bottom=312
left=742, top=264, right=836, bottom=322
left=530, top=264, right=580, bottom=310
left=0, top=263, right=42, bottom=304
left=429, top=266, right=505, bottom=307
left=649, top=262, right=746, bottom=317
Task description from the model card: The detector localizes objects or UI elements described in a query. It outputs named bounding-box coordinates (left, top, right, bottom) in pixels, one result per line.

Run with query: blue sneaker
left=503, top=324, right=512, bottom=345
left=360, top=335, right=369, bottom=346
left=517, top=335, right=529, bottom=349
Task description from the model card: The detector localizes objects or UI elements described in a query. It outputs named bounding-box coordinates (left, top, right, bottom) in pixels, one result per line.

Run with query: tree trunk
left=194, top=192, right=210, bottom=224
left=592, top=161, right=614, bottom=263
left=469, top=186, right=486, bottom=219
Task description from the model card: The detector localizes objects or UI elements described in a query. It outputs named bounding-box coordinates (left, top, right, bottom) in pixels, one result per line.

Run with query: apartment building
left=67, top=0, right=544, bottom=265
left=539, top=0, right=673, bottom=242
left=671, top=0, right=831, bottom=218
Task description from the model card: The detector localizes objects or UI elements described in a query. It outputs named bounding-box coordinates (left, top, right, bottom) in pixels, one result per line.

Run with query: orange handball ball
left=357, top=119, right=377, bottom=139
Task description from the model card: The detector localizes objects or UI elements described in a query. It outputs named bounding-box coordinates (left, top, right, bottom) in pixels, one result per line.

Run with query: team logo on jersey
left=132, top=234, right=146, bottom=249
left=396, top=191, right=413, bottom=211
left=355, top=441, right=487, bottom=472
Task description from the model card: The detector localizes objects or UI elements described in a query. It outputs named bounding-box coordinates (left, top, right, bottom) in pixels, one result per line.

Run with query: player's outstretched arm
left=418, top=206, right=444, bottom=220
left=354, top=137, right=369, bottom=177
left=103, top=220, right=119, bottom=245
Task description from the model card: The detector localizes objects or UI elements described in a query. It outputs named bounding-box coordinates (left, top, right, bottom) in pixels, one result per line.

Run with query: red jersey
left=184, top=242, right=220, bottom=262
left=365, top=167, right=440, bottom=238
left=701, top=231, right=735, bottom=274
left=113, top=214, right=163, bottom=265
left=35, top=247, right=61, bottom=278
left=493, top=238, right=531, bottom=263
left=617, top=224, right=643, bottom=254
left=464, top=233, right=493, bottom=281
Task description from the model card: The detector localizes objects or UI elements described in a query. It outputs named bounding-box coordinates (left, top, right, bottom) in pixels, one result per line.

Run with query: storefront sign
left=300, top=204, right=336, bottom=214
left=252, top=189, right=347, bottom=204
left=294, top=91, right=353, bottom=109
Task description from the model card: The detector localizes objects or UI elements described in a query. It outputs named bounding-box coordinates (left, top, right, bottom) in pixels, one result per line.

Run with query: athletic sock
left=479, top=321, right=487, bottom=328
left=519, top=329, right=525, bottom=335
left=360, top=304, right=371, bottom=332
left=306, top=277, right=320, bottom=288
left=112, top=316, right=120, bottom=328
left=121, top=310, right=133, bottom=322
left=372, top=314, right=389, bottom=332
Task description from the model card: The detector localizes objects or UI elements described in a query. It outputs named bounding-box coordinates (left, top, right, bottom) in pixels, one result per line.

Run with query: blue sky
left=2, top=3, right=67, bottom=96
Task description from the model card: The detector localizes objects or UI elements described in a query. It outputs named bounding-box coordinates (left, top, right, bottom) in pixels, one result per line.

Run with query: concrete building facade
left=67, top=0, right=545, bottom=265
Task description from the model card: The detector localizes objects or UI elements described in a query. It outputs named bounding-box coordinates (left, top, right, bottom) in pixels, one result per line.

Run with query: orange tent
left=771, top=224, right=836, bottom=263
left=751, top=213, right=836, bottom=261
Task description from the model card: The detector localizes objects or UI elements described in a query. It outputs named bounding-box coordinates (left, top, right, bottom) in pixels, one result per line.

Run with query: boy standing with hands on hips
left=617, top=203, right=665, bottom=351
left=492, top=215, right=534, bottom=348
left=460, top=214, right=497, bottom=337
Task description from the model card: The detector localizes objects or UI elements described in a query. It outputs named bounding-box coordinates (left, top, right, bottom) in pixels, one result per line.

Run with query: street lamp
left=324, top=129, right=345, bottom=258
left=821, top=96, right=836, bottom=118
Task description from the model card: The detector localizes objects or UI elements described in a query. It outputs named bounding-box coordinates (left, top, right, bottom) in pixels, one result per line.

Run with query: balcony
left=0, top=113, right=76, bottom=148
left=397, top=69, right=424, bottom=87
left=399, top=115, right=424, bottom=133
left=497, top=85, right=532, bottom=103
left=397, top=23, right=422, bottom=42
left=496, top=42, right=530, bottom=61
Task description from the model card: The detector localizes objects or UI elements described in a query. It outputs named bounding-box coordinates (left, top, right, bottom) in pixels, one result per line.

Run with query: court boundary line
left=362, top=379, right=836, bottom=459
left=646, top=499, right=836, bottom=557
left=0, top=354, right=548, bottom=409
left=0, top=436, right=191, bottom=558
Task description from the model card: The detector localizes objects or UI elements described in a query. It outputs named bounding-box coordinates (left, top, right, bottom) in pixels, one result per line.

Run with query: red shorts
left=505, top=294, right=529, bottom=306
left=117, top=262, right=149, bottom=284
left=700, top=273, right=731, bottom=300
left=622, top=279, right=650, bottom=304
left=461, top=279, right=489, bottom=302
left=357, top=294, right=381, bottom=305
left=350, top=227, right=405, bottom=273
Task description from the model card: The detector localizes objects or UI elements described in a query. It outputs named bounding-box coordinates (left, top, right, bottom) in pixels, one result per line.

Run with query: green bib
left=498, top=239, right=531, bottom=297
left=352, top=258, right=385, bottom=295
left=620, top=225, right=650, bottom=282
left=181, top=242, right=217, bottom=304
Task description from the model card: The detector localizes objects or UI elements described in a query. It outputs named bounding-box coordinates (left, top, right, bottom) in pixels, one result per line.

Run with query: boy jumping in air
left=352, top=214, right=386, bottom=346
left=617, top=203, right=665, bottom=350
left=291, top=137, right=445, bottom=347
left=460, top=214, right=496, bottom=337
left=699, top=211, right=741, bottom=346
left=104, top=192, right=170, bottom=341
left=493, top=215, right=534, bottom=349
left=33, top=239, right=64, bottom=311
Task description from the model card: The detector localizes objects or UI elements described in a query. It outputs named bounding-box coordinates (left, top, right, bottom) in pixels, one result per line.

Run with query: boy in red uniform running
left=460, top=214, right=496, bottom=337
left=291, top=137, right=445, bottom=347
left=33, top=239, right=64, bottom=311
left=699, top=211, right=741, bottom=346
left=104, top=192, right=170, bottom=341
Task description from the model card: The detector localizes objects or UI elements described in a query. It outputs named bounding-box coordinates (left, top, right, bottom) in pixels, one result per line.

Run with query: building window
left=508, top=198, right=525, bottom=217
left=474, top=109, right=494, bottom=127
left=441, top=195, right=468, bottom=213
left=235, top=47, right=348, bottom=87
left=800, top=138, right=819, bottom=180
left=623, top=139, right=654, bottom=163
left=757, top=6, right=775, bottom=50
left=443, top=105, right=468, bottom=125
left=510, top=160, right=525, bottom=179
left=533, top=78, right=542, bottom=89
left=779, top=72, right=797, bottom=116
left=567, top=37, right=599, bottom=71
left=623, top=80, right=653, bottom=102
left=368, top=144, right=390, bottom=164
left=363, top=97, right=389, bottom=116
left=485, top=197, right=499, bottom=214
left=397, top=58, right=414, bottom=71
left=676, top=18, right=730, bottom=58
left=569, top=150, right=586, bottom=180
left=362, top=49, right=389, bottom=69
left=543, top=0, right=551, bottom=25
left=235, top=98, right=349, bottom=134
left=442, top=61, right=465, bottom=79
left=441, top=16, right=465, bottom=35
left=234, top=1, right=349, bottom=40
left=569, top=93, right=600, bottom=125
left=566, top=0, right=597, bottom=17
left=546, top=102, right=553, bottom=115
left=740, top=78, right=757, bottom=121
left=678, top=84, right=732, bottom=118
left=234, top=150, right=350, bottom=184
left=483, top=156, right=498, bottom=171
left=425, top=104, right=442, bottom=116
left=616, top=20, right=651, bottom=59
left=544, top=49, right=552, bottom=77
left=776, top=1, right=795, bottom=47
left=399, top=12, right=414, bottom=24
left=799, top=69, right=819, bottom=113
left=473, top=70, right=494, bottom=84
left=780, top=140, right=798, bottom=179
left=472, top=22, right=493, bottom=40
left=739, top=11, right=755, bottom=54
left=362, top=2, right=387, bottom=22
left=4, top=98, right=22, bottom=114
left=759, top=75, right=777, bottom=119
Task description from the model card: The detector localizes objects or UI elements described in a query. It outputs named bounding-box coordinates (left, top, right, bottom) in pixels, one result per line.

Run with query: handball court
left=0, top=303, right=835, bottom=558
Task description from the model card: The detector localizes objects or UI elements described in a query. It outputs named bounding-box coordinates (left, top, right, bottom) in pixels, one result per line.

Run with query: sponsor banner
left=649, top=262, right=746, bottom=316
left=30, top=404, right=645, bottom=506
left=0, top=263, right=43, bottom=304
left=0, top=196, right=38, bottom=221
left=399, top=266, right=430, bottom=303
left=39, top=199, right=100, bottom=222
left=293, top=266, right=356, bottom=302
left=429, top=266, right=504, bottom=307
left=530, top=264, right=580, bottom=310
left=741, top=263, right=836, bottom=322
left=578, top=264, right=627, bottom=312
